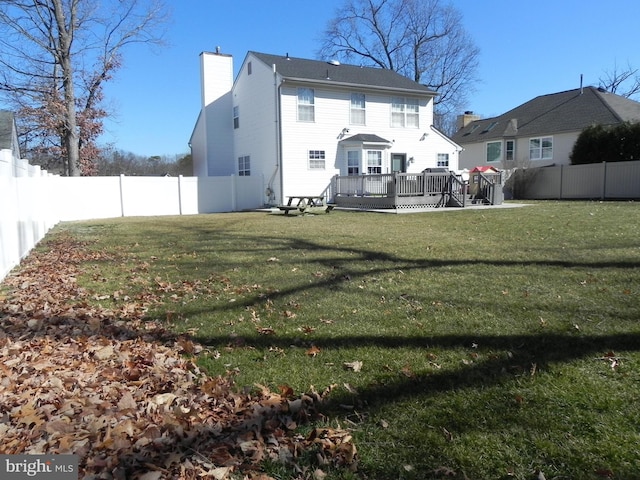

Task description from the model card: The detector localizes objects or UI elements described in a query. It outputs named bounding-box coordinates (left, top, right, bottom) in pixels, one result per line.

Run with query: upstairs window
left=233, top=106, right=239, bottom=129
left=350, top=93, right=366, bottom=125
left=308, top=150, right=326, bottom=169
left=391, top=97, right=405, bottom=127
left=505, top=140, right=515, bottom=161
left=406, top=98, right=419, bottom=128
left=238, top=155, right=250, bottom=176
left=297, top=88, right=315, bottom=122
left=529, top=136, right=553, bottom=160
left=391, top=97, right=419, bottom=128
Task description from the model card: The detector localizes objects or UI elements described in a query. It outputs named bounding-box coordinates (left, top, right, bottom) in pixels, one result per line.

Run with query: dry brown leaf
left=0, top=233, right=356, bottom=478
left=343, top=361, right=363, bottom=372
left=306, top=345, right=322, bottom=357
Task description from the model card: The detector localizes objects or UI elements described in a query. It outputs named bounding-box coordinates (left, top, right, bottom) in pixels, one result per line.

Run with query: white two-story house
left=190, top=50, right=462, bottom=206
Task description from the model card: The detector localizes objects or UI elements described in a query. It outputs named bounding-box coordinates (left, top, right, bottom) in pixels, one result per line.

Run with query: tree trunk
left=53, top=0, right=81, bottom=176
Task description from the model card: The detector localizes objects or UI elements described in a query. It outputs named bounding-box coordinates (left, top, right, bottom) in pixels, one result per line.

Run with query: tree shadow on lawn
left=154, top=232, right=639, bottom=421
left=195, top=330, right=640, bottom=401
left=193, top=329, right=640, bottom=478
left=4, top=229, right=638, bottom=478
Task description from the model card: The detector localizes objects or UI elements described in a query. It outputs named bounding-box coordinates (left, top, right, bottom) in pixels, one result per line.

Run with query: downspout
left=266, top=63, right=282, bottom=205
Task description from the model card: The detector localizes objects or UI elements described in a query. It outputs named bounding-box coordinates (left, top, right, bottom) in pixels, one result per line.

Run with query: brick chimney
left=456, top=111, right=480, bottom=131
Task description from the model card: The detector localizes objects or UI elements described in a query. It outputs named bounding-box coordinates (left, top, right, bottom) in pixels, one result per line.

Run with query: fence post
left=119, top=174, right=126, bottom=217
left=178, top=175, right=184, bottom=215
left=559, top=164, right=564, bottom=199
left=231, top=174, right=237, bottom=212
left=601, top=161, right=607, bottom=200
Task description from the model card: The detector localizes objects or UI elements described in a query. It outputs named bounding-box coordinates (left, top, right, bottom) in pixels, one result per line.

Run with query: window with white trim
left=437, top=153, right=449, bottom=167
left=367, top=150, right=382, bottom=174
left=486, top=141, right=502, bottom=163
left=238, top=155, right=250, bottom=176
left=406, top=98, right=419, bottom=128
left=529, top=136, right=552, bottom=160
left=350, top=93, right=366, bottom=125
left=297, top=88, right=315, bottom=122
left=308, top=150, right=326, bottom=169
left=233, top=106, right=239, bottom=129
left=347, top=150, right=360, bottom=176
left=391, top=97, right=419, bottom=128
left=505, top=139, right=515, bottom=161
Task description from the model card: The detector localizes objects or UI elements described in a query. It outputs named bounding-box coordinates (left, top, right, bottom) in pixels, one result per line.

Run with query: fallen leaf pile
left=0, top=235, right=357, bottom=479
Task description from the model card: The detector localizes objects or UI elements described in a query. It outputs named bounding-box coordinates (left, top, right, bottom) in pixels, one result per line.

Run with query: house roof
left=250, top=52, right=438, bottom=96
left=0, top=110, right=15, bottom=150
left=452, top=86, right=640, bottom=144
left=341, top=133, right=391, bottom=144
left=469, top=165, right=499, bottom=173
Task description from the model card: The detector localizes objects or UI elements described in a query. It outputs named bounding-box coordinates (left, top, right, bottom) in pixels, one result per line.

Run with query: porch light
left=420, top=132, right=428, bottom=141
left=338, top=127, right=350, bottom=139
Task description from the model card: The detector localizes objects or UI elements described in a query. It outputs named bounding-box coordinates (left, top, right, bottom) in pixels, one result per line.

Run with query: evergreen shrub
left=570, top=122, right=640, bottom=164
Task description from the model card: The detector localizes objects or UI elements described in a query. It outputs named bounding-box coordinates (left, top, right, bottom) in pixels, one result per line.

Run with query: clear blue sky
left=100, top=0, right=640, bottom=157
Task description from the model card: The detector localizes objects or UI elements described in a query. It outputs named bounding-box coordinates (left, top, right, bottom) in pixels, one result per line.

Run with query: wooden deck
left=330, top=172, right=503, bottom=210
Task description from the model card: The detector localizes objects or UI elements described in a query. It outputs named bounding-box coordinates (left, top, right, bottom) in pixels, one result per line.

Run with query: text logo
left=0, top=455, right=78, bottom=479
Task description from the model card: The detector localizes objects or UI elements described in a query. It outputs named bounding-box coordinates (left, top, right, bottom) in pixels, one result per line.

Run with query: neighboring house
left=452, top=86, right=640, bottom=171
left=190, top=50, right=462, bottom=206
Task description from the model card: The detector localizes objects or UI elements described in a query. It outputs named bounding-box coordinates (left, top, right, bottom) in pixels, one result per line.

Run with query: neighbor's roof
left=250, top=51, right=437, bottom=96
left=452, top=86, right=640, bottom=144
left=0, top=110, right=15, bottom=151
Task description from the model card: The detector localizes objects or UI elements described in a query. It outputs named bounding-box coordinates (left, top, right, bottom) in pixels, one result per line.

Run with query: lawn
left=4, top=201, right=640, bottom=479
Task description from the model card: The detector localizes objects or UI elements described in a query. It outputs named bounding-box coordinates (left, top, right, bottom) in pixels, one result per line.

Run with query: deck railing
left=330, top=171, right=503, bottom=210
left=334, top=172, right=454, bottom=197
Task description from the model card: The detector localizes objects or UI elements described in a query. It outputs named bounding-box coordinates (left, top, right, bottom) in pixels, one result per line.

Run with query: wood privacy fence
left=518, top=160, right=640, bottom=200
left=0, top=153, right=264, bottom=282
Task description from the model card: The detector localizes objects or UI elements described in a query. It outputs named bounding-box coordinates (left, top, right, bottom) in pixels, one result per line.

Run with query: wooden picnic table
left=278, top=195, right=334, bottom=214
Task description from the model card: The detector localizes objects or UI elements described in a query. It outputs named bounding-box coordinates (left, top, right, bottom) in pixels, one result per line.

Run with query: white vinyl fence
left=520, top=160, right=640, bottom=199
left=1, top=152, right=264, bottom=282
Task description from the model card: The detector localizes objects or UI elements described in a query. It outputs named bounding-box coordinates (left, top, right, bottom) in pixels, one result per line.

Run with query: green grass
left=53, top=201, right=640, bottom=479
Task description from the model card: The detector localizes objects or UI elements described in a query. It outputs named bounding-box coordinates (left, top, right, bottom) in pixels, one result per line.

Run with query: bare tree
left=318, top=0, right=479, bottom=132
left=0, top=0, right=168, bottom=176
left=599, top=61, right=640, bottom=99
